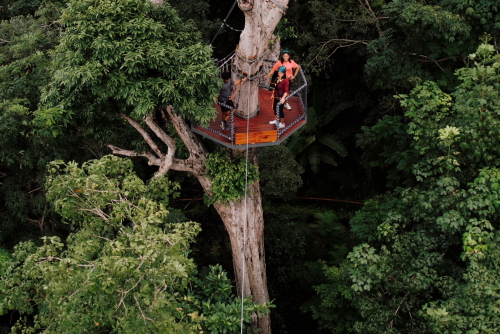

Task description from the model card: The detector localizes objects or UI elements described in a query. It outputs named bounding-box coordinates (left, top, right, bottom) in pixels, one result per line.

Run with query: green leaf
left=308, top=145, right=321, bottom=173
left=318, top=134, right=347, bottom=157
left=322, top=102, right=352, bottom=126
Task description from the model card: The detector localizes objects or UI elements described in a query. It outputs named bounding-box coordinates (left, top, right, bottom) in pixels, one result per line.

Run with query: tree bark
left=212, top=158, right=270, bottom=332
left=234, top=0, right=288, bottom=119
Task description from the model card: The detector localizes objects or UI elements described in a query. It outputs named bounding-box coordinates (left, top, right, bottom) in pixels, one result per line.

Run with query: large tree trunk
left=196, top=160, right=270, bottom=332
left=165, top=109, right=272, bottom=332
left=234, top=0, right=288, bottom=119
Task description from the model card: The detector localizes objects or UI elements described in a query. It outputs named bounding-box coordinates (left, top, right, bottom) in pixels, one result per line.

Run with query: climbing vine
left=204, top=151, right=258, bottom=205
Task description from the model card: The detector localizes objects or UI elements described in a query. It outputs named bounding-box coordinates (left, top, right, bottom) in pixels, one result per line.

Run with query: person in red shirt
left=269, top=66, right=289, bottom=129
left=263, top=50, right=300, bottom=110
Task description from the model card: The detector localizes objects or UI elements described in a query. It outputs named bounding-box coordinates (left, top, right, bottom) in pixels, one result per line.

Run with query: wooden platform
left=192, top=89, right=306, bottom=148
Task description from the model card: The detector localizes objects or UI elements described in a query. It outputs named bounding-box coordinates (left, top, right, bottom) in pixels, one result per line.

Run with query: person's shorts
left=273, top=98, right=285, bottom=118
left=218, top=99, right=234, bottom=113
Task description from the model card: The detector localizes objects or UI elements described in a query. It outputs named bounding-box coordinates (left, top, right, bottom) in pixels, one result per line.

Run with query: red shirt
left=272, top=60, right=298, bottom=78
left=275, top=78, right=289, bottom=98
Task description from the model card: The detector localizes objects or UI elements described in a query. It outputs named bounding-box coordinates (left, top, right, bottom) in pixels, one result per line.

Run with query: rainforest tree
left=0, top=155, right=269, bottom=333
left=38, top=0, right=291, bottom=331
left=314, top=41, right=500, bottom=333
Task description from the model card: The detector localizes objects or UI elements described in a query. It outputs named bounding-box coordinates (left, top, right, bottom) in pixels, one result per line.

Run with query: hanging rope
left=210, top=0, right=240, bottom=47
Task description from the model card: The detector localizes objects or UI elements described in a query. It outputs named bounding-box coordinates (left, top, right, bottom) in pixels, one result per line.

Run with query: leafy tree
left=293, top=0, right=499, bottom=89
left=316, top=41, right=500, bottom=333
left=0, top=0, right=43, bottom=20
left=0, top=155, right=269, bottom=333
left=288, top=104, right=349, bottom=173
left=0, top=0, right=83, bottom=247
left=40, top=0, right=219, bottom=124
left=38, top=0, right=293, bottom=331
left=258, top=145, right=304, bottom=200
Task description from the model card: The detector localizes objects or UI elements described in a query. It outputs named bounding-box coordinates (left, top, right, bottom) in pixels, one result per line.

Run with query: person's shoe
left=284, top=103, right=292, bottom=110
left=279, top=123, right=285, bottom=129
left=269, top=120, right=277, bottom=124
left=220, top=121, right=225, bottom=130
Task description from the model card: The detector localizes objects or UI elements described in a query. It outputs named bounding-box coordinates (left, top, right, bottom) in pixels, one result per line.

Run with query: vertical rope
left=239, top=59, right=253, bottom=334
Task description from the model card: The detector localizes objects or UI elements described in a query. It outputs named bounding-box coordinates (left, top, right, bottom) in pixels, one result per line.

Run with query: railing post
left=230, top=108, right=235, bottom=145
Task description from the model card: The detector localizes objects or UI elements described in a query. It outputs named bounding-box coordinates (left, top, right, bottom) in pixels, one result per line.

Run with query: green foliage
left=324, top=42, right=500, bottom=333
left=292, top=0, right=499, bottom=90
left=0, top=155, right=269, bottom=333
left=169, top=0, right=220, bottom=44
left=288, top=105, right=349, bottom=173
left=274, top=18, right=296, bottom=40
left=40, top=0, right=220, bottom=125
left=258, top=145, right=303, bottom=200
left=0, top=0, right=84, bottom=248
left=308, top=262, right=357, bottom=334
left=189, top=265, right=273, bottom=333
left=0, top=0, right=44, bottom=19
left=0, top=1, right=63, bottom=108
left=203, top=151, right=258, bottom=205
left=0, top=249, right=11, bottom=275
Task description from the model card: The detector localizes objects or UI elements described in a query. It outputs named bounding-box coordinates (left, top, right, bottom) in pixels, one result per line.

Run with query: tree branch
left=164, top=107, right=206, bottom=174
left=120, top=114, right=164, bottom=159
left=359, top=0, right=383, bottom=37
left=109, top=108, right=208, bottom=178
left=106, top=144, right=162, bottom=167
left=143, top=114, right=176, bottom=176
left=307, top=39, right=369, bottom=69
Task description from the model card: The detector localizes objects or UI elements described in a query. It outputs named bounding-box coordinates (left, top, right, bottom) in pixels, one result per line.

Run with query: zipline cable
left=210, top=0, right=240, bottom=47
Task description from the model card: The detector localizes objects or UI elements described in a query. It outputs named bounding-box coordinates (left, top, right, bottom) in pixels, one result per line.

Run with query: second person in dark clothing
left=269, top=66, right=289, bottom=129
left=217, top=72, right=246, bottom=131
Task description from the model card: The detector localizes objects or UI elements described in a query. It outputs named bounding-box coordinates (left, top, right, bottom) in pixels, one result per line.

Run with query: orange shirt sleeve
left=272, top=60, right=282, bottom=71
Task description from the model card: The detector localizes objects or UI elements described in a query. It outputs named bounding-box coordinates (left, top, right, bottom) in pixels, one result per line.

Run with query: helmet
left=278, top=66, right=286, bottom=73
left=281, top=50, right=290, bottom=55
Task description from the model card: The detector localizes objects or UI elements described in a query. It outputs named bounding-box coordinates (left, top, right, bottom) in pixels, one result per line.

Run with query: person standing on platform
left=263, top=50, right=300, bottom=110
left=269, top=66, right=289, bottom=129
left=217, top=72, right=246, bottom=131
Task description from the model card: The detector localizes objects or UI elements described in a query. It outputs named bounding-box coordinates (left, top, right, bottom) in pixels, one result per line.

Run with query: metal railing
left=199, top=52, right=307, bottom=145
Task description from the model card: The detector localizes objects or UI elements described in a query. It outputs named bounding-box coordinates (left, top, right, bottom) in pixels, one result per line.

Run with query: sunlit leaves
left=41, top=0, right=220, bottom=125
left=325, top=43, right=500, bottom=333
left=0, top=155, right=270, bottom=333
left=203, top=151, right=258, bottom=205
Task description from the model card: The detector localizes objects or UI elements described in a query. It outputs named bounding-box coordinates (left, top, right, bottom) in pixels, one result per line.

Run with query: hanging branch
left=107, top=107, right=205, bottom=177
left=121, top=114, right=164, bottom=158
left=307, top=39, right=369, bottom=69
left=358, top=0, right=383, bottom=37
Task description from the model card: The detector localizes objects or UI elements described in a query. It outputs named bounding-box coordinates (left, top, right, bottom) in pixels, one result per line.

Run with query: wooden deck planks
left=193, top=88, right=305, bottom=146
left=234, top=130, right=277, bottom=145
